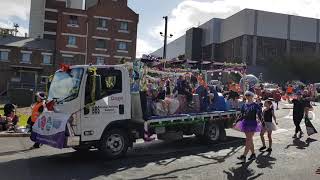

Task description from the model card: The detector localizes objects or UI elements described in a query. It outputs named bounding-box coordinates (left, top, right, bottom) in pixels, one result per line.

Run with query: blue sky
left=1, top=0, right=320, bottom=57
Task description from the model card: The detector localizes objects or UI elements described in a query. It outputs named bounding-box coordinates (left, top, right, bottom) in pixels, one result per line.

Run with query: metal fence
left=7, top=82, right=46, bottom=92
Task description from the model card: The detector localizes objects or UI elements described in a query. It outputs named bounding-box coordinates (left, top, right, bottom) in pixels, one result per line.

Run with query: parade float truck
left=31, top=64, right=239, bottom=159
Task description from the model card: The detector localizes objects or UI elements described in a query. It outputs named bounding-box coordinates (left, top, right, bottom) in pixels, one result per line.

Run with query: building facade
left=29, top=0, right=138, bottom=65
left=29, top=0, right=85, bottom=39
left=55, top=0, right=138, bottom=65
left=0, top=0, right=138, bottom=96
left=152, top=9, right=320, bottom=67
left=0, top=36, right=55, bottom=95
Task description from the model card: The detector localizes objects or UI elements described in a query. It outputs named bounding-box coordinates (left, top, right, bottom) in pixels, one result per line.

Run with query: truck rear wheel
left=99, top=129, right=129, bottom=159
left=204, top=123, right=225, bottom=143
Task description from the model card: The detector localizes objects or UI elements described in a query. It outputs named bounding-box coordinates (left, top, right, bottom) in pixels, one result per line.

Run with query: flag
left=305, top=117, right=317, bottom=136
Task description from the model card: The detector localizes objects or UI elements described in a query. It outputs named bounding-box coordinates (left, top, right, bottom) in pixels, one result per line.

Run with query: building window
left=67, top=36, right=77, bottom=46
left=68, top=15, right=78, bottom=25
left=96, top=39, right=106, bottom=49
left=42, top=54, right=51, bottom=64
left=118, top=42, right=128, bottom=51
left=120, top=22, right=128, bottom=31
left=21, top=53, right=31, bottom=63
left=40, top=76, right=48, bottom=84
left=63, top=56, right=73, bottom=65
left=0, top=51, right=9, bottom=61
left=97, top=18, right=107, bottom=28
left=96, top=57, right=104, bottom=65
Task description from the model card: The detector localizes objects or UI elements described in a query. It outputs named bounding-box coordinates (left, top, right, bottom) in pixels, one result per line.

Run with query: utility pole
left=163, top=16, right=168, bottom=59
left=160, top=16, right=173, bottom=59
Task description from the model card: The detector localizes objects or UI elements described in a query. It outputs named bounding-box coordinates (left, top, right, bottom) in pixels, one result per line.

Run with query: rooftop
left=0, top=36, right=55, bottom=51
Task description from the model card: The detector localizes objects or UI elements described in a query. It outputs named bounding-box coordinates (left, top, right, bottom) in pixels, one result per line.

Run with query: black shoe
left=237, top=155, right=246, bottom=163
left=299, top=132, right=304, bottom=138
left=292, top=134, right=297, bottom=138
left=259, top=146, right=266, bottom=151
left=248, top=154, right=256, bottom=161
left=32, top=143, right=40, bottom=149
left=266, top=148, right=272, bottom=152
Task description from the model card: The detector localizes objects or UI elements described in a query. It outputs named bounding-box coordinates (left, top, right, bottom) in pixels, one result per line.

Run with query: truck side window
left=98, top=69, right=122, bottom=97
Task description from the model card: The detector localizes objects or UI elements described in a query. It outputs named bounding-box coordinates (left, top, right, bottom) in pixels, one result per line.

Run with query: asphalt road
left=0, top=102, right=320, bottom=180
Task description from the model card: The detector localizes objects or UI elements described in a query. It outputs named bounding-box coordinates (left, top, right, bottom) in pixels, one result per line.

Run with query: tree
left=266, top=55, right=320, bottom=84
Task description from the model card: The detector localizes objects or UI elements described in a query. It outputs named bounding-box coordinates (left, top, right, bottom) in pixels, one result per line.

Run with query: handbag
left=305, top=117, right=317, bottom=136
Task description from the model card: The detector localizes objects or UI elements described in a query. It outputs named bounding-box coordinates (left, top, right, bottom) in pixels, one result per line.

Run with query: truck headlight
left=70, top=112, right=80, bottom=126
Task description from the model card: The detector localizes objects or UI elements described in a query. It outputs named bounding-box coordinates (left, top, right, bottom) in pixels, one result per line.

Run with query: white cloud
left=0, top=0, right=30, bottom=21
left=136, top=38, right=157, bottom=58
left=150, top=0, right=320, bottom=45
left=0, top=0, right=30, bottom=36
left=0, top=21, right=28, bottom=36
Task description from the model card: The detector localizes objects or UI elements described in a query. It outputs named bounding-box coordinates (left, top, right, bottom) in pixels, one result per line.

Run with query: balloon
left=239, top=74, right=259, bottom=92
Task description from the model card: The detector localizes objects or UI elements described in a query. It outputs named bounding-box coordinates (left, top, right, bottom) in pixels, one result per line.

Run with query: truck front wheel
left=99, top=129, right=129, bottom=159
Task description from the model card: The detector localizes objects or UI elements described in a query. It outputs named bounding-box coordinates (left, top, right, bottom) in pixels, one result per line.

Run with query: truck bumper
left=66, top=136, right=80, bottom=147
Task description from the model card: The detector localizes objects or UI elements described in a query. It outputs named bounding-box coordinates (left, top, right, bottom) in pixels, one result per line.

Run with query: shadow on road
left=285, top=137, right=318, bottom=150
left=223, top=160, right=264, bottom=180
left=0, top=148, right=34, bottom=157
left=0, top=136, right=244, bottom=180
left=255, top=151, right=277, bottom=169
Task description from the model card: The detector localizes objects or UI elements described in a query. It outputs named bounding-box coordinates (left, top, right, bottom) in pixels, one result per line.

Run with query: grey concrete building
left=152, top=9, right=320, bottom=68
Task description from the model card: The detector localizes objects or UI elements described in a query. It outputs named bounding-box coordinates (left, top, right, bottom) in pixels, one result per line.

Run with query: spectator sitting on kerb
left=0, top=104, right=19, bottom=131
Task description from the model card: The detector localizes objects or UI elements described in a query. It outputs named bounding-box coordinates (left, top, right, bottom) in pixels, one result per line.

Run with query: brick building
left=31, top=0, right=138, bottom=65
left=0, top=0, right=139, bottom=102
left=0, top=36, right=55, bottom=95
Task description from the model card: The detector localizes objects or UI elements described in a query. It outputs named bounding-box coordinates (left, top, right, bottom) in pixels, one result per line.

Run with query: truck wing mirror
left=46, top=75, right=54, bottom=95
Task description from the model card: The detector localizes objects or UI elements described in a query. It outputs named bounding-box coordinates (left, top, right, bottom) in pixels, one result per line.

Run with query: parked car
left=261, top=83, right=279, bottom=100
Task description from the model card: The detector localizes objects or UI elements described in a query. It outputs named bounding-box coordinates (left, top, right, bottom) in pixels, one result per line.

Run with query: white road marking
left=273, top=128, right=289, bottom=134
left=284, top=109, right=293, bottom=119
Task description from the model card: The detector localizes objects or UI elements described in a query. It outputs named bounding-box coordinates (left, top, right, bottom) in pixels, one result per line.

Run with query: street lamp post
left=163, top=16, right=168, bottom=59
left=160, top=16, right=173, bottom=59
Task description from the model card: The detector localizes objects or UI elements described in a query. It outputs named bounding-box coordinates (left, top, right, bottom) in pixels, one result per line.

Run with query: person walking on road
left=273, top=88, right=282, bottom=110
left=30, top=92, right=46, bottom=149
left=235, top=91, right=263, bottom=163
left=259, top=100, right=278, bottom=152
left=291, top=91, right=311, bottom=138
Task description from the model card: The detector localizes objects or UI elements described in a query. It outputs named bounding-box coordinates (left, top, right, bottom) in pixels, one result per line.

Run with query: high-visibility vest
left=31, top=102, right=43, bottom=123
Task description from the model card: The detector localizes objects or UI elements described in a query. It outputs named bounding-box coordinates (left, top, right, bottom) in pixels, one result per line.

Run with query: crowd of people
left=135, top=72, right=243, bottom=119
left=0, top=103, right=19, bottom=131
left=0, top=92, right=46, bottom=149
left=234, top=82, right=316, bottom=163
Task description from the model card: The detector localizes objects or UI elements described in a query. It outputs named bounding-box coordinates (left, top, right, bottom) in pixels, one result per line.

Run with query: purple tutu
left=234, top=119, right=262, bottom=132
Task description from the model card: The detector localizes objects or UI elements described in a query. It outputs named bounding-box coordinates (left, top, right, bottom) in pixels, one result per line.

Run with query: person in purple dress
left=235, top=91, right=263, bottom=163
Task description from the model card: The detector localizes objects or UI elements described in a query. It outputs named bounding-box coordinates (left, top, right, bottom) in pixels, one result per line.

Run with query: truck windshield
left=48, top=68, right=84, bottom=102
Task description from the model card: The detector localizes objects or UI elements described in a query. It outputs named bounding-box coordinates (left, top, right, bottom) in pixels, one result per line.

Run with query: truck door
left=81, top=67, right=129, bottom=141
